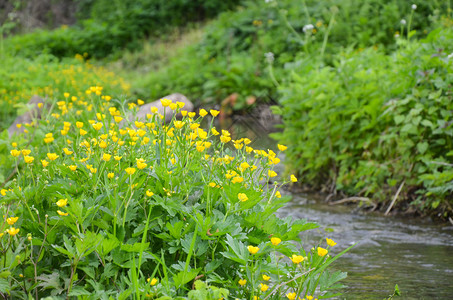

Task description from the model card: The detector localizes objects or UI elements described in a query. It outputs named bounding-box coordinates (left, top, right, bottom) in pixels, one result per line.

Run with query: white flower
left=264, top=52, right=274, bottom=63
left=303, top=24, right=314, bottom=33
left=411, top=4, right=417, bottom=10
left=447, top=53, right=453, bottom=60
left=400, top=19, right=406, bottom=25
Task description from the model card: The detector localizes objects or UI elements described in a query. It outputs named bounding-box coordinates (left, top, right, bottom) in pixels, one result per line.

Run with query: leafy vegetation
left=0, top=92, right=349, bottom=298
left=273, top=26, right=453, bottom=214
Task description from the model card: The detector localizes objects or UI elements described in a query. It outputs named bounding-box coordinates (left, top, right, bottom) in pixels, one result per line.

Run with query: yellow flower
left=290, top=175, right=298, bottom=183
left=232, top=176, right=244, bottom=184
left=174, top=121, right=185, bottom=129
left=63, top=148, right=73, bottom=155
left=199, top=109, right=208, bottom=117
left=268, top=170, right=277, bottom=177
left=211, top=128, right=219, bottom=136
left=47, top=153, right=59, bottom=161
left=90, top=168, right=97, bottom=174
left=247, top=245, right=259, bottom=254
left=150, top=106, right=158, bottom=114
left=68, top=165, right=77, bottom=171
left=262, top=274, right=271, bottom=281
left=137, top=160, right=147, bottom=170
left=169, top=103, right=178, bottom=110
left=270, top=237, right=281, bottom=246
left=102, top=153, right=112, bottom=161
left=146, top=190, right=154, bottom=197
left=275, top=191, right=281, bottom=198
left=24, top=156, right=34, bottom=164
left=188, top=112, right=196, bottom=118
left=238, top=279, right=247, bottom=286
left=114, top=116, right=123, bottom=123
left=76, top=121, right=84, bottom=128
left=64, top=92, right=70, bottom=98
left=114, top=156, right=122, bottom=161
left=99, top=141, right=108, bottom=149
left=0, top=189, right=7, bottom=196
left=57, top=210, right=68, bottom=216
left=41, top=160, right=49, bottom=167
left=238, top=193, right=248, bottom=202
left=10, top=149, right=21, bottom=157
left=93, top=122, right=103, bottom=130
left=80, top=129, right=88, bottom=136
left=326, top=238, right=337, bottom=247
left=286, top=292, right=296, bottom=300
left=137, top=99, right=145, bottom=106
left=56, top=199, right=68, bottom=207
left=125, top=167, right=136, bottom=175
left=6, top=217, right=19, bottom=225
left=6, top=227, right=20, bottom=236
left=160, top=98, right=172, bottom=107
left=289, top=254, right=304, bottom=264
left=107, top=172, right=114, bottom=179
left=260, top=283, right=269, bottom=292
left=277, top=144, right=288, bottom=151
left=240, top=162, right=250, bottom=170
left=148, top=277, right=158, bottom=286
left=208, top=182, right=216, bottom=188
left=220, top=135, right=231, bottom=143
left=317, top=247, right=328, bottom=257
left=210, top=109, right=220, bottom=117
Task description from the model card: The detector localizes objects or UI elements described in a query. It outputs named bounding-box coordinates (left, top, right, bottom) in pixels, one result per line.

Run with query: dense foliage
left=0, top=92, right=349, bottom=298
left=130, top=0, right=447, bottom=107
left=4, top=0, right=241, bottom=58
left=273, top=27, right=453, bottom=214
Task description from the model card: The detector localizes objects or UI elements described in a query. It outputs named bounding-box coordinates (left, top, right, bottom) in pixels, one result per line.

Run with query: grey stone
left=127, top=93, right=193, bottom=125
left=8, top=95, right=46, bottom=137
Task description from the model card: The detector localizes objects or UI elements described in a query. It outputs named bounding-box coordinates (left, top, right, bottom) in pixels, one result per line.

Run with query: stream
left=217, top=114, right=453, bottom=299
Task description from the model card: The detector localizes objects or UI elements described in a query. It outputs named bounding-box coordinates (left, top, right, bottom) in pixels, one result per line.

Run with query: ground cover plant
left=0, top=90, right=350, bottom=298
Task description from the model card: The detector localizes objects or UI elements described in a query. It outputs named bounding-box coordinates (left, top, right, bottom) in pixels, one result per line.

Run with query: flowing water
left=217, top=115, right=453, bottom=299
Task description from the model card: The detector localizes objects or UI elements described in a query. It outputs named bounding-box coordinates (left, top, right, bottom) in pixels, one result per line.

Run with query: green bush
left=132, top=0, right=447, bottom=107
left=0, top=91, right=350, bottom=298
left=273, top=26, right=453, bottom=214
left=6, top=0, right=242, bottom=59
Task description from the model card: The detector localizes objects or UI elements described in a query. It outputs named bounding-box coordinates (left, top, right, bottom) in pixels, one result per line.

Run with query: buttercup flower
left=47, top=153, right=59, bottom=161
left=41, top=160, right=49, bottom=167
left=277, top=144, right=288, bottom=151
left=199, top=109, right=208, bottom=117
left=286, top=292, right=296, bottom=300
left=6, top=227, right=20, bottom=236
left=260, top=283, right=269, bottom=292
left=146, top=190, right=154, bottom=197
left=289, top=254, right=304, bottom=264
left=238, top=279, right=246, bottom=286
left=57, top=210, right=69, bottom=216
left=271, top=237, right=281, bottom=246
left=268, top=170, right=277, bottom=177
left=290, top=175, right=298, bottom=182
left=262, top=274, right=271, bottom=281
left=56, top=199, right=68, bottom=207
left=247, top=245, right=259, bottom=254
left=160, top=99, right=172, bottom=107
left=326, top=238, right=337, bottom=247
left=102, top=153, right=112, bottom=161
left=107, top=172, right=114, bottom=179
left=7, top=217, right=19, bottom=225
left=148, top=277, right=158, bottom=286
left=68, top=165, right=77, bottom=171
left=10, top=149, right=21, bottom=157
left=125, top=167, right=136, bottom=175
left=24, top=156, right=34, bottom=164
left=317, top=247, right=328, bottom=257
left=238, top=193, right=248, bottom=202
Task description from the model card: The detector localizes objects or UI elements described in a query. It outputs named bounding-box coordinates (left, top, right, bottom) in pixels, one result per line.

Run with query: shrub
left=132, top=0, right=447, bottom=107
left=0, top=91, right=350, bottom=298
left=273, top=26, right=453, bottom=214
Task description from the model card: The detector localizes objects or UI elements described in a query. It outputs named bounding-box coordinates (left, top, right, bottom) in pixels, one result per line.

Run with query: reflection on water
left=214, top=115, right=453, bottom=299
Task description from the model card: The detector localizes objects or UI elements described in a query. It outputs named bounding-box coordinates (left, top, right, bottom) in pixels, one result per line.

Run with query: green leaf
left=0, top=278, right=10, bottom=294
left=417, top=142, right=429, bottom=154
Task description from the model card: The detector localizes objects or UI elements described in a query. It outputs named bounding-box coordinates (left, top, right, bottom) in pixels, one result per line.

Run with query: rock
left=129, top=93, right=193, bottom=124
left=8, top=95, right=46, bottom=138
